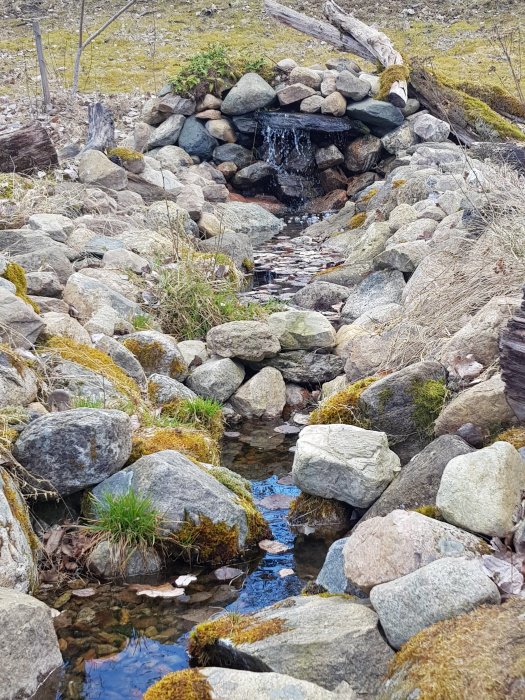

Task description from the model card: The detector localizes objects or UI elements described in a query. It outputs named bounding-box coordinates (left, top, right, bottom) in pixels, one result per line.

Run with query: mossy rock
left=144, top=669, right=212, bottom=700
left=288, top=493, right=353, bottom=536
left=380, top=597, right=525, bottom=700
left=495, top=426, right=525, bottom=450
left=130, top=426, right=220, bottom=465
left=2, top=262, right=39, bottom=312
left=309, top=376, right=378, bottom=427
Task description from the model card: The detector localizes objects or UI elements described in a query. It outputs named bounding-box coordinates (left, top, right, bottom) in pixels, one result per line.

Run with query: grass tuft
left=309, top=377, right=378, bottom=427
left=161, top=397, right=224, bottom=440
left=143, top=669, right=213, bottom=700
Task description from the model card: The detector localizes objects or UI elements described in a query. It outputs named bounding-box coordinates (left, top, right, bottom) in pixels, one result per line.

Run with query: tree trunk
left=500, top=290, right=525, bottom=422
left=81, top=102, right=115, bottom=153
left=32, top=20, right=52, bottom=112
left=0, top=122, right=58, bottom=173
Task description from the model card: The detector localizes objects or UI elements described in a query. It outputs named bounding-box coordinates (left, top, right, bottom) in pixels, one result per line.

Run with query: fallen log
left=0, top=122, right=58, bottom=173
left=324, top=0, right=408, bottom=108
left=81, top=102, right=115, bottom=153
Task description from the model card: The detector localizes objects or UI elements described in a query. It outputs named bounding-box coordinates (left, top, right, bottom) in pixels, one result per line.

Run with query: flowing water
left=41, top=423, right=338, bottom=700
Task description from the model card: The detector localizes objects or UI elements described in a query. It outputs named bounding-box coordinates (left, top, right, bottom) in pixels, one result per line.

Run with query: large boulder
left=147, top=114, right=186, bottom=149
left=379, top=597, right=525, bottom=700
left=186, top=358, right=245, bottom=402
left=0, top=288, right=44, bottom=349
left=341, top=271, right=405, bottom=323
left=63, top=272, right=141, bottom=324
left=178, top=116, right=219, bottom=160
left=292, top=281, right=351, bottom=311
left=198, top=231, right=254, bottom=270
left=189, top=595, right=393, bottom=695
left=252, top=351, right=344, bottom=386
left=93, top=334, right=147, bottom=390
left=359, top=360, right=447, bottom=463
left=268, top=310, right=336, bottom=351
left=148, top=373, right=197, bottom=405
left=363, top=435, right=474, bottom=521
left=346, top=98, right=404, bottom=131
left=212, top=201, right=284, bottom=245
left=78, top=149, right=127, bottom=190
left=436, top=441, right=525, bottom=537
left=343, top=509, right=488, bottom=594
left=0, top=347, right=38, bottom=408
left=13, top=409, right=132, bottom=495
left=370, top=557, right=500, bottom=649
left=206, top=321, right=280, bottom=362
left=229, top=367, right=286, bottom=419
left=221, top=73, right=276, bottom=115
left=292, top=424, right=400, bottom=508
left=0, top=587, right=62, bottom=699
left=121, top=330, right=188, bottom=380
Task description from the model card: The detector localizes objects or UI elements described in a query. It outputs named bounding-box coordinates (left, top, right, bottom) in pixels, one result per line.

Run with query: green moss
left=392, top=179, right=407, bottom=189
left=161, top=397, right=224, bottom=440
left=411, top=379, right=448, bottom=435
left=43, top=337, right=141, bottom=404
left=143, top=669, right=212, bottom=700
left=171, top=515, right=240, bottom=564
left=121, top=338, right=166, bottom=376
left=107, top=147, right=144, bottom=161
left=444, top=79, right=525, bottom=119
left=378, top=63, right=411, bottom=100
left=494, top=427, right=525, bottom=450
left=2, top=263, right=40, bottom=312
left=242, top=257, right=255, bottom=272
left=348, top=212, right=367, bottom=229
left=412, top=505, right=443, bottom=520
left=130, top=426, right=220, bottom=464
left=378, top=386, right=394, bottom=414
left=189, top=612, right=286, bottom=665
left=309, top=377, right=378, bottom=427
left=1, top=467, right=40, bottom=558
left=359, top=188, right=379, bottom=204
left=0, top=406, right=28, bottom=450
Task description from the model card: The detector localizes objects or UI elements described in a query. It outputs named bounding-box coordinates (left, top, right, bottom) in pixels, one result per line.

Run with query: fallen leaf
left=279, top=568, right=295, bottom=577
left=482, top=553, right=525, bottom=595
left=130, top=583, right=186, bottom=598
left=175, top=574, right=197, bottom=587
left=258, top=539, right=291, bottom=554
left=72, top=588, right=96, bottom=598
left=214, top=566, right=244, bottom=581
left=44, top=526, right=64, bottom=556
left=257, top=494, right=294, bottom=510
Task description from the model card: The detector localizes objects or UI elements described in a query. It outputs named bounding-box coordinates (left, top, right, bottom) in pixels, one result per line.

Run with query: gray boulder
left=229, top=367, right=286, bottom=419
left=178, top=116, right=219, bottom=160
left=206, top=320, right=280, bottom=362
left=293, top=424, right=400, bottom=508
left=213, top=201, right=284, bottom=245
left=213, top=143, right=254, bottom=168
left=346, top=98, right=404, bottom=130
left=25, top=270, right=63, bottom=297
left=44, top=358, right=128, bottom=405
left=253, top=351, right=344, bottom=386
left=78, top=149, right=127, bottom=190
left=370, top=557, right=500, bottom=649
left=11, top=248, right=73, bottom=285
left=28, top=212, right=73, bottom=241
left=13, top=409, right=132, bottom=495
left=187, top=358, right=245, bottom=402
left=316, top=537, right=350, bottom=594
left=0, top=288, right=44, bottom=349
left=341, top=271, right=405, bottom=323
left=121, top=330, right=188, bottom=380
left=200, top=669, right=340, bottom=700
left=198, top=231, right=254, bottom=270
left=268, top=310, right=336, bottom=350
left=0, top=347, right=37, bottom=408
left=232, top=162, right=274, bottom=189
left=0, top=588, right=62, bottom=699
left=87, top=540, right=162, bottom=579
left=63, top=272, right=141, bottom=324
left=412, top=113, right=450, bottom=142
left=147, top=114, right=186, bottom=149
left=148, top=373, right=197, bottom=405
left=221, top=73, right=276, bottom=115
left=336, top=71, right=370, bottom=100
left=93, top=334, right=147, bottom=390
left=292, top=281, right=350, bottom=311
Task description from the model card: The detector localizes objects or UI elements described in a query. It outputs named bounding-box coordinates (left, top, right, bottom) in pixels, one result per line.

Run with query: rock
left=278, top=83, right=317, bottom=106
left=187, top=358, right=245, bottom=402
left=93, top=334, right=147, bottom=390
left=387, top=203, right=418, bottom=232
left=292, top=281, right=350, bottom=311
left=189, top=594, right=393, bottom=695
left=88, top=540, right=162, bottom=579
left=206, top=320, right=280, bottom=362
left=134, top=162, right=183, bottom=194
left=300, top=95, right=325, bottom=113
left=13, top=409, right=132, bottom=496
left=198, top=230, right=254, bottom=269
left=358, top=72, right=380, bottom=96
left=347, top=171, right=378, bottom=197
left=25, top=270, right=63, bottom=298
left=344, top=135, right=382, bottom=173
left=177, top=339, right=209, bottom=368
left=276, top=58, right=297, bottom=73
left=412, top=113, right=451, bottom=142
left=359, top=360, right=447, bottom=463
left=93, top=449, right=249, bottom=546
left=141, top=97, right=165, bottom=125
left=320, top=75, right=337, bottom=97
left=197, top=93, right=223, bottom=110
left=63, top=272, right=141, bottom=324
left=147, top=114, right=186, bottom=149
left=212, top=202, right=284, bottom=245
left=206, top=118, right=237, bottom=143
left=158, top=94, right=195, bottom=116
left=293, top=424, right=400, bottom=508
left=363, top=435, right=474, bottom=521
left=232, top=162, right=274, bottom=189
left=155, top=144, right=194, bottom=171
left=268, top=310, right=336, bottom=351
left=121, top=330, right=188, bottom=380
left=103, top=249, right=151, bottom=274
left=321, top=374, right=347, bottom=400
left=436, top=441, right=525, bottom=537
left=78, top=149, right=127, bottom=190
left=28, top=212, right=73, bottom=241
left=327, top=57, right=361, bottom=73
left=378, top=597, right=525, bottom=700
left=346, top=98, right=404, bottom=131
left=344, top=509, right=488, bottom=593
left=319, top=166, right=349, bottom=193
left=146, top=200, right=195, bottom=236
left=221, top=73, right=276, bottom=115
left=341, top=270, right=405, bottom=323
left=0, top=468, right=36, bottom=591
left=290, top=66, right=322, bottom=89
left=254, top=351, right=344, bottom=387
left=45, top=356, right=128, bottom=405
left=306, top=190, right=347, bottom=213
left=335, top=71, right=369, bottom=100
left=370, top=557, right=500, bottom=649
left=381, top=122, right=419, bottom=155
left=213, top=143, right=254, bottom=169
left=316, top=145, right=344, bottom=170
left=230, top=367, right=286, bottom=419
left=434, top=374, right=515, bottom=436
left=401, top=97, right=421, bottom=116
left=84, top=305, right=133, bottom=337
left=0, top=588, right=62, bottom=698
left=178, top=116, right=218, bottom=160
left=41, top=311, right=91, bottom=345
left=316, top=537, right=350, bottom=594
left=0, top=347, right=37, bottom=408
left=148, top=373, right=197, bottom=405
left=387, top=217, right=438, bottom=245
left=321, top=91, right=347, bottom=116
left=374, top=240, right=429, bottom=273
left=0, top=288, right=44, bottom=349
left=176, top=185, right=205, bottom=220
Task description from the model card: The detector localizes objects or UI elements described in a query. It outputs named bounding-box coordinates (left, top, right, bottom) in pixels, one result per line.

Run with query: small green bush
left=162, top=397, right=224, bottom=440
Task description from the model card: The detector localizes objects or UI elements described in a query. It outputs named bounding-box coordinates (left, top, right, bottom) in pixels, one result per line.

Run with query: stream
left=41, top=422, right=340, bottom=700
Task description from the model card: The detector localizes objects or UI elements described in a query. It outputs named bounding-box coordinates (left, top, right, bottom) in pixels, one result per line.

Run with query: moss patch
left=412, top=505, right=443, bottom=520
left=130, top=426, right=220, bottom=464
left=1, top=467, right=40, bottom=555
left=288, top=493, right=351, bottom=532
left=378, top=63, right=411, bottom=100
left=360, top=188, right=379, bottom=204
left=171, top=515, right=240, bottom=565
left=107, top=147, right=144, bottom=161
left=43, top=337, right=141, bottom=404
left=189, top=612, right=286, bottom=665
left=411, top=379, right=448, bottom=435
left=495, top=427, right=525, bottom=450
left=348, top=212, right=367, bottom=229
left=392, top=179, right=407, bottom=189
left=2, top=262, right=40, bottom=312
left=143, top=669, right=212, bottom=700
left=161, top=397, right=224, bottom=441
left=121, top=338, right=168, bottom=376
left=309, top=377, right=378, bottom=427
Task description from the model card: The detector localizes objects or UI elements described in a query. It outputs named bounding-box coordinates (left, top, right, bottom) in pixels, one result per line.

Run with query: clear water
left=42, top=424, right=336, bottom=700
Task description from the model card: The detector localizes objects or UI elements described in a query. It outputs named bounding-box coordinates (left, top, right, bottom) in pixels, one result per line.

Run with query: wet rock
left=147, top=114, right=186, bottom=149
left=254, top=351, right=344, bottom=386
left=344, top=135, right=383, bottom=173
left=187, top=358, right=245, bottom=402
left=434, top=374, right=515, bottom=436
left=370, top=557, right=500, bottom=649
left=412, top=113, right=450, bottom=142
left=336, top=71, right=369, bottom=101
left=436, top=441, right=525, bottom=537
left=213, top=143, right=254, bottom=168
left=230, top=367, right=286, bottom=419
left=316, top=537, right=350, bottom=594
left=306, top=190, right=347, bottom=213
left=207, top=320, right=280, bottom=362
left=178, top=117, right=218, bottom=160
left=293, top=424, right=400, bottom=508
left=0, top=288, right=44, bottom=349
left=79, top=149, right=128, bottom=190
left=292, top=280, right=350, bottom=311
left=268, top=310, right=336, bottom=350
left=346, top=171, right=378, bottom=197
left=221, top=73, right=276, bottom=115
left=362, top=435, right=474, bottom=521
left=275, top=171, right=323, bottom=201
left=13, top=409, right=132, bottom=495
left=121, top=330, right=188, bottom=380
left=315, top=145, right=344, bottom=170
left=343, top=509, right=488, bottom=594
left=346, top=98, right=404, bottom=131
left=148, top=373, right=197, bottom=405
left=278, top=83, right=317, bottom=106
left=232, top=162, right=274, bottom=189
left=88, top=540, right=162, bottom=579
left=0, top=588, right=62, bottom=698
left=341, top=270, right=405, bottom=323
left=213, top=201, right=284, bottom=245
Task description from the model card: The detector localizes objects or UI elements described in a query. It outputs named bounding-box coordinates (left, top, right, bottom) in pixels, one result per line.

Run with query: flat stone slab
left=256, top=110, right=367, bottom=133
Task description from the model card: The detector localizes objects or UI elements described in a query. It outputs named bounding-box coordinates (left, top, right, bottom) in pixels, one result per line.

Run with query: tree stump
left=0, top=123, right=58, bottom=173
